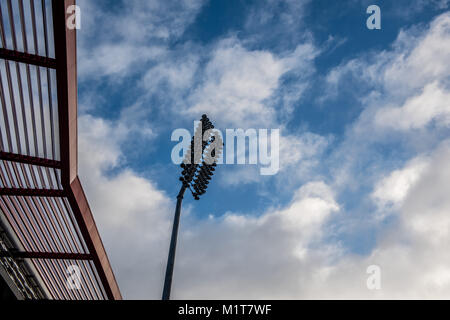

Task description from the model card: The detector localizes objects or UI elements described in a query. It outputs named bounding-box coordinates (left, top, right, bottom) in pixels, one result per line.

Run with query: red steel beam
left=0, top=48, right=57, bottom=69
left=0, top=151, right=61, bottom=169
left=52, top=0, right=122, bottom=300
left=0, top=250, right=92, bottom=260
left=0, top=188, right=65, bottom=197
left=53, top=0, right=77, bottom=187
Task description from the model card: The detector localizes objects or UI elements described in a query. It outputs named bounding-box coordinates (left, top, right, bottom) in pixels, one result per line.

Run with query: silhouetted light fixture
left=162, top=114, right=222, bottom=300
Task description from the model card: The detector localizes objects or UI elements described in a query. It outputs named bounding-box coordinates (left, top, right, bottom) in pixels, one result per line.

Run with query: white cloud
left=279, top=133, right=330, bottom=169
left=383, top=12, right=450, bottom=93
left=219, top=132, right=330, bottom=187
left=324, top=11, right=450, bottom=102
left=142, top=56, right=199, bottom=93
left=77, top=0, right=205, bottom=79
left=400, top=141, right=450, bottom=244
left=324, top=11, right=450, bottom=192
left=186, top=38, right=318, bottom=128
left=353, top=141, right=450, bottom=298
left=173, top=181, right=340, bottom=299
left=372, top=156, right=429, bottom=217
left=375, top=82, right=450, bottom=130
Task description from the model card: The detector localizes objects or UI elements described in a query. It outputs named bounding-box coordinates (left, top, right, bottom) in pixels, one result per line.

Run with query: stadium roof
left=0, top=0, right=122, bottom=300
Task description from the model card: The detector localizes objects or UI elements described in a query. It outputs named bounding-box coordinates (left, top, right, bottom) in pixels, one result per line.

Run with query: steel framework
left=0, top=0, right=121, bottom=300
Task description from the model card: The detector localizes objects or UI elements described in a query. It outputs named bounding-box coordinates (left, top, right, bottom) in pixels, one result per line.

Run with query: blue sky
left=76, top=0, right=450, bottom=299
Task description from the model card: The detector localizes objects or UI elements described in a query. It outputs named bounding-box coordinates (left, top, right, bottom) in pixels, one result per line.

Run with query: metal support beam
left=0, top=251, right=91, bottom=260
left=0, top=188, right=65, bottom=197
left=0, top=48, right=57, bottom=69
left=53, top=0, right=78, bottom=188
left=162, top=185, right=186, bottom=300
left=0, top=151, right=61, bottom=169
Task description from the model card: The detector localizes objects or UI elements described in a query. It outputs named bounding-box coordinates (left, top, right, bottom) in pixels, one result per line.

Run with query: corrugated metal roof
left=0, top=0, right=121, bottom=300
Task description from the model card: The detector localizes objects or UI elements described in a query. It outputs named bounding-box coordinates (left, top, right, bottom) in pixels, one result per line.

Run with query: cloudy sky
left=75, top=0, right=450, bottom=299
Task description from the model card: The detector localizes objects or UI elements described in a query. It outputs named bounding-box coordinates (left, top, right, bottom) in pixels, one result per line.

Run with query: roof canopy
left=0, top=0, right=121, bottom=300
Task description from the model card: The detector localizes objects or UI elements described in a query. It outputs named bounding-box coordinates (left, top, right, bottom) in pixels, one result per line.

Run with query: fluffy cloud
left=324, top=11, right=450, bottom=192
left=383, top=12, right=450, bottom=93
left=170, top=181, right=340, bottom=299
left=279, top=133, right=330, bottom=170
left=325, top=11, right=450, bottom=102
left=375, top=82, right=450, bottom=130
left=220, top=132, right=330, bottom=187
left=187, top=38, right=318, bottom=128
left=77, top=0, right=205, bottom=79
left=400, top=141, right=450, bottom=244
left=355, top=141, right=450, bottom=299
left=372, top=156, right=428, bottom=215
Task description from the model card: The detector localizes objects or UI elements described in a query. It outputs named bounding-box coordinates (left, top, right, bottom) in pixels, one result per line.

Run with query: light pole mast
left=162, top=185, right=186, bottom=300
left=162, top=114, right=222, bottom=300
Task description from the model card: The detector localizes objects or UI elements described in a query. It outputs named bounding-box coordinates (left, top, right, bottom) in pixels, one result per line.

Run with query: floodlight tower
left=162, top=114, right=222, bottom=300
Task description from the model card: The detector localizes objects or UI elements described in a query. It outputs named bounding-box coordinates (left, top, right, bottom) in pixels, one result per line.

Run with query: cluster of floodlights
left=180, top=114, right=222, bottom=200
left=163, top=114, right=222, bottom=300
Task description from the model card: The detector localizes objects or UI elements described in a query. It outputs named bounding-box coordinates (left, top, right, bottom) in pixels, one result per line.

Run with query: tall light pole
left=162, top=114, right=222, bottom=300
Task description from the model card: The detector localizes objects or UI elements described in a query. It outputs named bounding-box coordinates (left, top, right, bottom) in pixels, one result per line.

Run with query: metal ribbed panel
left=0, top=0, right=121, bottom=300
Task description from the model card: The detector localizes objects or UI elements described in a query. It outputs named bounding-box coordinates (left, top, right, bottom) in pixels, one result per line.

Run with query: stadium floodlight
left=162, top=115, right=223, bottom=300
